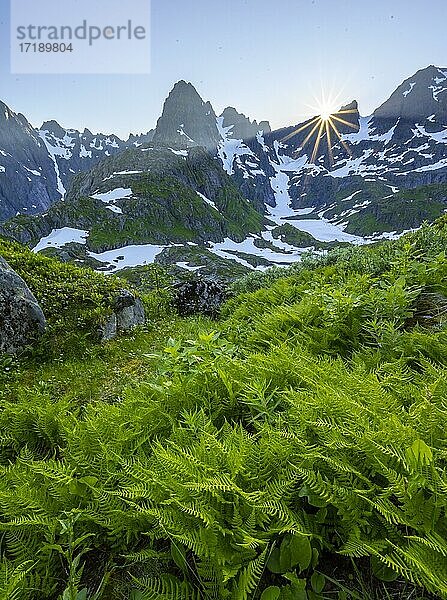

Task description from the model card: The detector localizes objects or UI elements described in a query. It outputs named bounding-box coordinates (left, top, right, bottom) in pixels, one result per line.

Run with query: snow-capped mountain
left=38, top=122, right=154, bottom=196
left=215, top=66, right=447, bottom=237
left=0, top=105, right=153, bottom=221
left=2, top=65, right=447, bottom=275
left=0, top=101, right=60, bottom=221
left=374, top=65, right=447, bottom=122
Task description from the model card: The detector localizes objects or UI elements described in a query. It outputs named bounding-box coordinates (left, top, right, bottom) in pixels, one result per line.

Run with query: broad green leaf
left=287, top=535, right=312, bottom=572
left=267, top=548, right=283, bottom=573
left=68, top=480, right=89, bottom=498
left=260, top=586, right=281, bottom=600
left=40, top=543, right=64, bottom=556
left=171, top=541, right=188, bottom=572
left=79, top=476, right=98, bottom=487
left=311, top=572, right=325, bottom=593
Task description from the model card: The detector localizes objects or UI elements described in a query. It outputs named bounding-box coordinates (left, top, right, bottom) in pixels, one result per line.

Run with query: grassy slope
left=345, top=183, right=447, bottom=236
left=2, top=221, right=447, bottom=598
left=0, top=152, right=265, bottom=253
left=317, top=181, right=447, bottom=237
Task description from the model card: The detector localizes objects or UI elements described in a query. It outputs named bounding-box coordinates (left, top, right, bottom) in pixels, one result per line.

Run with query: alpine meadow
left=2, top=1, right=447, bottom=598
left=2, top=219, right=447, bottom=599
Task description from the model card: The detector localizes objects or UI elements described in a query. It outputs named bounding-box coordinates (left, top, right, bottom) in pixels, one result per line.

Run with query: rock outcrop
left=174, top=279, right=228, bottom=317
left=0, top=101, right=60, bottom=221
left=100, top=289, right=145, bottom=341
left=0, top=256, right=46, bottom=354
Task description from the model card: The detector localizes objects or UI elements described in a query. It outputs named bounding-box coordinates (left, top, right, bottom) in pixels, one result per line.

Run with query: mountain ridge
left=1, top=65, right=447, bottom=275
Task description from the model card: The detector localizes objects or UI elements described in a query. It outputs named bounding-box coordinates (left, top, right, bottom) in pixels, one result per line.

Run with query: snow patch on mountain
left=216, top=116, right=254, bottom=175
left=268, top=169, right=296, bottom=221
left=329, top=149, right=375, bottom=178
left=403, top=83, right=416, bottom=97
left=176, top=262, right=204, bottom=272
left=256, top=131, right=269, bottom=152
left=209, top=237, right=305, bottom=269
left=88, top=244, right=166, bottom=269
left=80, top=145, right=92, bottom=158
left=24, top=167, right=41, bottom=176
left=343, top=117, right=372, bottom=143
left=177, top=125, right=195, bottom=144
left=413, top=124, right=447, bottom=144
left=414, top=157, right=447, bottom=172
left=105, top=205, right=123, bottom=214
left=33, top=227, right=89, bottom=252
left=38, top=130, right=67, bottom=197
left=196, top=191, right=219, bottom=211
left=341, top=190, right=362, bottom=202
left=169, top=148, right=189, bottom=157
left=91, top=188, right=133, bottom=203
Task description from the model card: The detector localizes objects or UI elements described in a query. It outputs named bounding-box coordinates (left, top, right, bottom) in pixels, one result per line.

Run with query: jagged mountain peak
left=220, top=107, right=271, bottom=139
left=170, top=80, right=202, bottom=98
left=374, top=65, right=447, bottom=121
left=152, top=81, right=220, bottom=150
left=340, top=99, right=359, bottom=112
left=0, top=101, right=34, bottom=136
left=337, top=100, right=360, bottom=130
left=40, top=120, right=67, bottom=138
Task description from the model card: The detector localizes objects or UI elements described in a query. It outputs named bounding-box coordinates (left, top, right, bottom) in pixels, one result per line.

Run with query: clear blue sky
left=1, top=0, right=446, bottom=137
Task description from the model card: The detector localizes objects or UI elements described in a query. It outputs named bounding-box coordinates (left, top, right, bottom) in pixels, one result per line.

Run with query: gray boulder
left=100, top=289, right=145, bottom=341
left=0, top=256, right=46, bottom=354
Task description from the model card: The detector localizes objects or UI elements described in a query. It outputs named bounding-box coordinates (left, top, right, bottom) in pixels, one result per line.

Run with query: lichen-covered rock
left=100, top=289, right=145, bottom=341
left=174, top=279, right=228, bottom=317
left=114, top=289, right=145, bottom=331
left=0, top=255, right=46, bottom=354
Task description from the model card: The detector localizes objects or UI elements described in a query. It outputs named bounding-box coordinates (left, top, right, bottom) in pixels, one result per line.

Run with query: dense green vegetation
left=316, top=181, right=447, bottom=237
left=0, top=237, right=124, bottom=354
left=2, top=220, right=447, bottom=599
left=345, top=184, right=447, bottom=236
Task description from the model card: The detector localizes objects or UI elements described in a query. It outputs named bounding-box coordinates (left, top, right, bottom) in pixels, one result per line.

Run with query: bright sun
left=281, top=91, right=359, bottom=166
left=319, top=109, right=333, bottom=121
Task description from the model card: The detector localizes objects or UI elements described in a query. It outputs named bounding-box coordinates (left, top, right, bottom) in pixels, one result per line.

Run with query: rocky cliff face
left=220, top=107, right=271, bottom=140
left=0, top=101, right=153, bottom=222
left=152, top=81, right=221, bottom=150
left=0, top=102, right=60, bottom=221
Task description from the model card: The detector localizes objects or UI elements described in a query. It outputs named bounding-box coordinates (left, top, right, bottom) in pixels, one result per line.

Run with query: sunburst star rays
left=281, top=105, right=359, bottom=167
